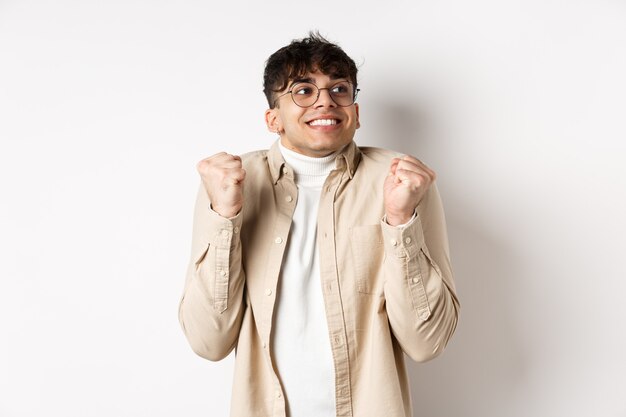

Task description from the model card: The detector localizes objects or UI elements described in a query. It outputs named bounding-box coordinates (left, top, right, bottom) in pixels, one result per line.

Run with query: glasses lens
left=290, top=82, right=319, bottom=107
left=328, top=81, right=354, bottom=106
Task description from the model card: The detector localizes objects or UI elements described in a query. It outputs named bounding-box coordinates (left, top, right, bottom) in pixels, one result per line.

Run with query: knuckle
left=218, top=167, right=231, bottom=178
left=196, top=160, right=210, bottom=174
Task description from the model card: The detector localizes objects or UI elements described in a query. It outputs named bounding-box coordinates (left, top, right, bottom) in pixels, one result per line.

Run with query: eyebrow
left=289, top=76, right=348, bottom=88
left=290, top=77, right=315, bottom=85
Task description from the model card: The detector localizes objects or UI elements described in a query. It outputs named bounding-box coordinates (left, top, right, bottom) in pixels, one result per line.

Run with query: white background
left=1, top=0, right=625, bottom=416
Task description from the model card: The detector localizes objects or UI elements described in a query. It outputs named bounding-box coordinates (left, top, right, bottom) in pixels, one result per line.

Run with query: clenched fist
left=383, top=156, right=436, bottom=226
left=197, top=152, right=246, bottom=218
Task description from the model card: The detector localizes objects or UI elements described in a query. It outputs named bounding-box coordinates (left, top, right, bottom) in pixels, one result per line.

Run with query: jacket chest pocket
left=350, top=225, right=384, bottom=294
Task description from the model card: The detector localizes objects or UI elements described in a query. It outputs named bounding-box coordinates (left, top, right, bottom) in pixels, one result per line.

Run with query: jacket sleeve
left=381, top=183, right=460, bottom=362
left=178, top=184, right=246, bottom=361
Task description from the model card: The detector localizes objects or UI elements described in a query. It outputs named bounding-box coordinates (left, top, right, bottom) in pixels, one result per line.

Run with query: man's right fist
left=197, top=152, right=246, bottom=218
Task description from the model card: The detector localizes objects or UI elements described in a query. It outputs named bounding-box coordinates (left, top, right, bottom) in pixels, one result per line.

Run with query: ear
left=265, top=108, right=282, bottom=133
left=354, top=103, right=361, bottom=129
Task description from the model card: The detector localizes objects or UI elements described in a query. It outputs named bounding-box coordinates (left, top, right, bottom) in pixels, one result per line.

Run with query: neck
left=278, top=141, right=337, bottom=188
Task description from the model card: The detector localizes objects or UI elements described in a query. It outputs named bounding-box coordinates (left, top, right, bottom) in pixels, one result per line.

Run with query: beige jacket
left=179, top=140, right=459, bottom=417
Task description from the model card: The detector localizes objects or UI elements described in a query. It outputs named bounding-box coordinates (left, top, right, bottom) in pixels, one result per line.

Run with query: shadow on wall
left=372, top=100, right=528, bottom=417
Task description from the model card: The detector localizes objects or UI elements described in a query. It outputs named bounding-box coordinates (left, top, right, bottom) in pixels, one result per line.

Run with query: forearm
left=382, top=185, right=459, bottom=362
left=178, top=185, right=246, bottom=361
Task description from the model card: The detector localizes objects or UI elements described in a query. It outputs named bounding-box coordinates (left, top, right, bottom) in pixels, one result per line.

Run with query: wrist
left=385, top=212, right=413, bottom=226
left=211, top=204, right=241, bottom=219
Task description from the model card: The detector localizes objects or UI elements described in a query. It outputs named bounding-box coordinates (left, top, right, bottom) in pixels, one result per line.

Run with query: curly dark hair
left=263, top=31, right=358, bottom=108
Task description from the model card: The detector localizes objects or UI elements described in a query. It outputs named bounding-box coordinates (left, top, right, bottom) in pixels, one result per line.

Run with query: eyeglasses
left=274, top=81, right=360, bottom=108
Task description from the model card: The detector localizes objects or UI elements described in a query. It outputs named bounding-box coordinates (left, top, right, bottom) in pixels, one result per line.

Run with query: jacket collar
left=267, top=140, right=361, bottom=185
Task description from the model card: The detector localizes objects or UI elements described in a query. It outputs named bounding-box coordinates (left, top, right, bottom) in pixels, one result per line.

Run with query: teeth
left=309, top=119, right=337, bottom=126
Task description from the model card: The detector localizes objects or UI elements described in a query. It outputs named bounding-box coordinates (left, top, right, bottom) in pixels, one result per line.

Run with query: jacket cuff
left=380, top=211, right=424, bottom=259
left=203, top=206, right=243, bottom=247
left=203, top=207, right=243, bottom=313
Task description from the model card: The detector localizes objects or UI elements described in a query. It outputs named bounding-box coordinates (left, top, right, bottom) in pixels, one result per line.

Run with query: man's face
left=265, top=71, right=360, bottom=158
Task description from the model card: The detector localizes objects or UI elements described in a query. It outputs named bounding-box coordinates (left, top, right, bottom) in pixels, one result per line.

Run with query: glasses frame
left=273, top=81, right=360, bottom=108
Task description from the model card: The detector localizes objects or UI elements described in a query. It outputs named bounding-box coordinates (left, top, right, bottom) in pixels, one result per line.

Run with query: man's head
left=263, top=32, right=358, bottom=109
left=264, top=32, right=361, bottom=157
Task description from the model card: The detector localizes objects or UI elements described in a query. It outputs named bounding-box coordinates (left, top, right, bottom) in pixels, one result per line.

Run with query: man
left=179, top=33, right=459, bottom=417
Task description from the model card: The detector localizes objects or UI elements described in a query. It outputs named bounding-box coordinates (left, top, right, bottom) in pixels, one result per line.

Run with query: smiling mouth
left=308, top=118, right=339, bottom=126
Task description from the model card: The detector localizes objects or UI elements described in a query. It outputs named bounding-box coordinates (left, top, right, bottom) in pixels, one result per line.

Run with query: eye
left=331, top=83, right=351, bottom=95
left=292, top=83, right=315, bottom=96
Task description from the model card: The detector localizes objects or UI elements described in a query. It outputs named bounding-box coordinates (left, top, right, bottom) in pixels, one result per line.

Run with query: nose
left=314, top=88, right=337, bottom=108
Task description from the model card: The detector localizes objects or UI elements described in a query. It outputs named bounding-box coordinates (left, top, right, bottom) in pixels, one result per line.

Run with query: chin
left=313, top=136, right=350, bottom=148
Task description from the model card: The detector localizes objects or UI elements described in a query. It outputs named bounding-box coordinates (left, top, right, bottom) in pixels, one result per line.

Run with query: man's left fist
left=383, top=156, right=436, bottom=226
